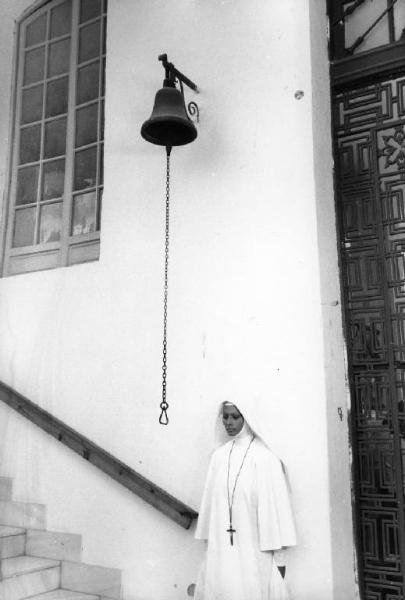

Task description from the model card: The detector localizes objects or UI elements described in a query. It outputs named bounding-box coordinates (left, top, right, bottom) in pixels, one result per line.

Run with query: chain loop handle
left=159, top=145, right=172, bottom=425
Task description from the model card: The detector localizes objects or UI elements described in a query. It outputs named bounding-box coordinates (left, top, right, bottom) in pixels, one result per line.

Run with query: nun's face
left=222, top=404, right=244, bottom=436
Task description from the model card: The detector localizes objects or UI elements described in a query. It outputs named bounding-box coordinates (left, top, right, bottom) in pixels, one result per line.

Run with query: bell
left=141, top=84, right=197, bottom=147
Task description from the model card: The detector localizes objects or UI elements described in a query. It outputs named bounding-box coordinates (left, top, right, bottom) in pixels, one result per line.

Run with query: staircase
left=0, top=477, right=122, bottom=600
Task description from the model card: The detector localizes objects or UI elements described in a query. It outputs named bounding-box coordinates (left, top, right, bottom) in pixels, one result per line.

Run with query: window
left=3, top=0, right=107, bottom=276
left=328, top=0, right=405, bottom=88
left=328, top=0, right=405, bottom=60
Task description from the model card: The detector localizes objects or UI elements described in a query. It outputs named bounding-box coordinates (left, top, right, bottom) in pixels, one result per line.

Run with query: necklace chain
left=226, top=435, right=255, bottom=541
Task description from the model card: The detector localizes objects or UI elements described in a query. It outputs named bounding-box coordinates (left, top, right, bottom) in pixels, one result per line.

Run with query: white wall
left=0, top=1, right=357, bottom=599
left=308, top=1, right=358, bottom=598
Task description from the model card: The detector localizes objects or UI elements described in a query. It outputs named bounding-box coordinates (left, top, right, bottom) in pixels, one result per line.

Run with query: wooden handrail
left=0, top=380, right=198, bottom=529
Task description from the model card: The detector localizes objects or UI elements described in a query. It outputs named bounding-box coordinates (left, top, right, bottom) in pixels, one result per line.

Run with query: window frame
left=1, top=0, right=106, bottom=277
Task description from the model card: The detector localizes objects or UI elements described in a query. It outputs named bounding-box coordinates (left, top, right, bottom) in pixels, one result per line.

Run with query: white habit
left=194, top=421, right=296, bottom=600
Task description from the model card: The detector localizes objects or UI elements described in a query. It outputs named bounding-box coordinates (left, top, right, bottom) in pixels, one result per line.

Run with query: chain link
left=159, top=146, right=172, bottom=425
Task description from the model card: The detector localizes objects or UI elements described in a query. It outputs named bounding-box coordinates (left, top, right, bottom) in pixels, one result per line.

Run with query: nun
left=194, top=400, right=297, bottom=600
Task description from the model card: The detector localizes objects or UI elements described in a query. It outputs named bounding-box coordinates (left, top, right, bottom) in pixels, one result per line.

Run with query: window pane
left=16, top=166, right=39, bottom=205
left=97, top=188, right=102, bottom=230
left=345, top=0, right=389, bottom=54
left=40, top=202, right=62, bottom=243
left=21, top=84, right=43, bottom=124
left=78, top=21, right=100, bottom=63
left=76, top=61, right=99, bottom=104
left=80, top=0, right=102, bottom=23
left=76, top=103, right=98, bottom=147
left=19, top=125, right=41, bottom=164
left=48, top=38, right=71, bottom=77
left=13, top=207, right=36, bottom=247
left=74, top=147, right=97, bottom=190
left=395, top=4, right=405, bottom=40
left=23, top=46, right=45, bottom=85
left=46, top=77, right=68, bottom=117
left=42, top=159, right=65, bottom=200
left=72, top=191, right=97, bottom=235
left=44, top=118, right=67, bottom=158
left=25, top=14, right=47, bottom=47
left=50, top=1, right=72, bottom=39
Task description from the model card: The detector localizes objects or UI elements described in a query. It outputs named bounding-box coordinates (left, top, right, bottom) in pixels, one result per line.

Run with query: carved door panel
left=334, top=76, right=405, bottom=599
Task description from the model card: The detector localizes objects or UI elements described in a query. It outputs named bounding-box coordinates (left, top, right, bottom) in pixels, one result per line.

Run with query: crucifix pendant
left=227, top=523, right=236, bottom=545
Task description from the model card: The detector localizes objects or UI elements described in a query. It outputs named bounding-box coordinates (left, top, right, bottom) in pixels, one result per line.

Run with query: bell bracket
left=158, top=53, right=198, bottom=92
left=158, top=54, right=200, bottom=123
left=187, top=101, right=199, bottom=124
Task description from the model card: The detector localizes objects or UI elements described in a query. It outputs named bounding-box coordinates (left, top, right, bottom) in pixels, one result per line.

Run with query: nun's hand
left=277, top=566, right=286, bottom=579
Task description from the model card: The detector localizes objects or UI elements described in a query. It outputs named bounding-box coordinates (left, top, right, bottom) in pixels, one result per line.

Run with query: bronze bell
left=141, top=83, right=197, bottom=147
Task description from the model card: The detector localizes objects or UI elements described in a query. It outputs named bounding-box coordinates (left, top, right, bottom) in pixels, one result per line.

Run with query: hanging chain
left=160, top=146, right=172, bottom=425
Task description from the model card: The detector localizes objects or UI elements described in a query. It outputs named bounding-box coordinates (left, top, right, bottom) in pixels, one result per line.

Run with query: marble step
left=61, top=562, right=121, bottom=599
left=0, top=478, right=13, bottom=501
left=30, top=590, right=100, bottom=600
left=26, top=530, right=82, bottom=562
left=0, top=525, right=26, bottom=558
left=0, top=500, right=46, bottom=529
left=1, top=555, right=60, bottom=578
left=0, top=556, right=60, bottom=600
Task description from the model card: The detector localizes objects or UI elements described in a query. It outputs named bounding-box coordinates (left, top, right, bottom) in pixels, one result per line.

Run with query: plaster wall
left=0, top=1, right=356, bottom=599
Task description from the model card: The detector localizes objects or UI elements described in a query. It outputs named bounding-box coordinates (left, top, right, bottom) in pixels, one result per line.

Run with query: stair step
left=0, top=526, right=25, bottom=537
left=0, top=477, right=13, bottom=501
left=30, top=591, right=100, bottom=600
left=0, top=500, right=46, bottom=529
left=61, top=562, right=121, bottom=599
left=0, top=558, right=61, bottom=600
left=26, top=530, right=82, bottom=562
left=0, top=525, right=26, bottom=559
left=1, top=556, right=60, bottom=578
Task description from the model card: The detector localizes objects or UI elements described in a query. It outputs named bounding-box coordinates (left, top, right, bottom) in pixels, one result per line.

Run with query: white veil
left=212, top=392, right=292, bottom=481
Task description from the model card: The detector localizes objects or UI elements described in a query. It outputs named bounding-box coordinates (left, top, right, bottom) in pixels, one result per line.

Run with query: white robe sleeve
left=256, top=450, right=297, bottom=551
left=195, top=452, right=218, bottom=540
